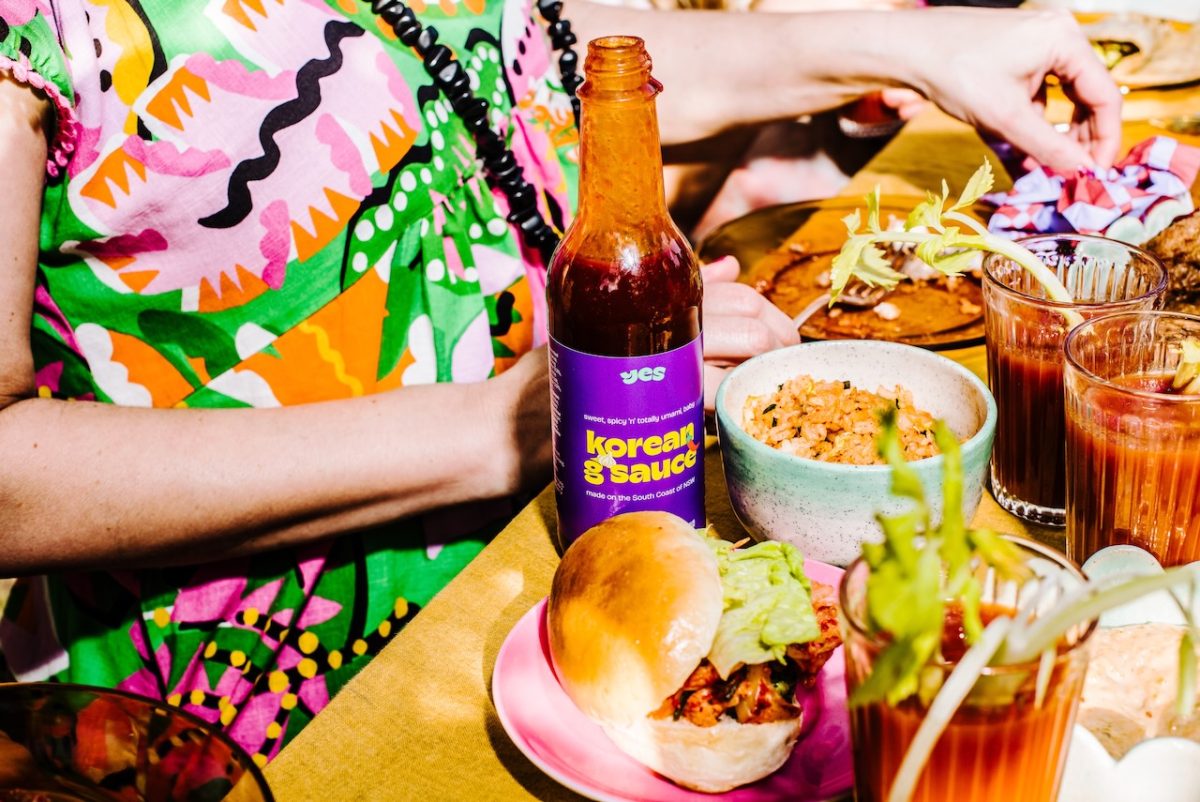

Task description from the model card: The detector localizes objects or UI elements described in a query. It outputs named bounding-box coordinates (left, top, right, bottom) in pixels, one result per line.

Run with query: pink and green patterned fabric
left=0, top=0, right=577, bottom=766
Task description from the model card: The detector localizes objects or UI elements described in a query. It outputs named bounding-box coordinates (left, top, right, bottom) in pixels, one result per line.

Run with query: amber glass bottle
left=548, top=36, right=705, bottom=549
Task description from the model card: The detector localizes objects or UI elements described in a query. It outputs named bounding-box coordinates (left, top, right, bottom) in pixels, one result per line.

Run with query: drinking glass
left=841, top=535, right=1094, bottom=802
left=0, top=683, right=272, bottom=801
left=983, top=235, right=1167, bottom=526
left=1065, top=311, right=1200, bottom=566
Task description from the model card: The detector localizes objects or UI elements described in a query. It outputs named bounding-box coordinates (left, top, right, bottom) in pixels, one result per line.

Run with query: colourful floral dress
left=0, top=0, right=577, bottom=767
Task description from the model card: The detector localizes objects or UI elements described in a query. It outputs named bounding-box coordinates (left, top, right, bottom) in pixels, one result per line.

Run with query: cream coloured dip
left=1079, top=623, right=1200, bottom=758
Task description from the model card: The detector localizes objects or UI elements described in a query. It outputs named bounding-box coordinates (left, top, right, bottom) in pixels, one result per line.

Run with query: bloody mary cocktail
left=841, top=536, right=1094, bottom=802
left=1065, top=312, right=1200, bottom=566
left=983, top=235, right=1166, bottom=527
left=987, top=346, right=1068, bottom=516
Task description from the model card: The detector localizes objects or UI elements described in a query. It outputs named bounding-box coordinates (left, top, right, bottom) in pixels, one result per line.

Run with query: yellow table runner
left=266, top=92, right=1200, bottom=801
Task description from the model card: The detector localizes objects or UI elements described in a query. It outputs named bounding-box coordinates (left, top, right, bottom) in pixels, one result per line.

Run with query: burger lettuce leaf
left=704, top=537, right=820, bottom=678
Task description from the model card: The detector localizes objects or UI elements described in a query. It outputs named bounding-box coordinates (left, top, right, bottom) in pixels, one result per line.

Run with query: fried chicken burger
left=548, top=511, right=841, bottom=793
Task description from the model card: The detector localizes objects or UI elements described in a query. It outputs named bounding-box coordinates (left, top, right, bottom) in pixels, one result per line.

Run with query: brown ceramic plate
left=697, top=197, right=988, bottom=349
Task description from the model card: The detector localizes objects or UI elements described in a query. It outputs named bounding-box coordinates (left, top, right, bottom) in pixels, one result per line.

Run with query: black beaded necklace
left=365, top=0, right=581, bottom=264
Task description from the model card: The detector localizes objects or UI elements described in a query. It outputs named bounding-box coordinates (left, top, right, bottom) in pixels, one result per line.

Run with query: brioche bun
left=548, top=511, right=803, bottom=792
left=548, top=511, right=723, bottom=726
left=603, top=714, right=802, bottom=794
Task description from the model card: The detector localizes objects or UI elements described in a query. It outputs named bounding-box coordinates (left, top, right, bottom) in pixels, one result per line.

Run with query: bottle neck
left=576, top=94, right=669, bottom=225
left=573, top=38, right=670, bottom=228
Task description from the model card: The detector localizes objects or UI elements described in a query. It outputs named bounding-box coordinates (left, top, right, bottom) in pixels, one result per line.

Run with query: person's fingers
left=702, top=314, right=784, bottom=362
left=879, top=87, right=923, bottom=108
left=1031, top=82, right=1047, bottom=117
left=879, top=87, right=927, bottom=121
left=1061, top=93, right=1121, bottom=171
left=1067, top=106, right=1101, bottom=170
left=894, top=98, right=928, bottom=122
left=1053, top=30, right=1123, bottom=169
left=992, top=104, right=1096, bottom=172
left=704, top=280, right=770, bottom=318
left=705, top=281, right=800, bottom=349
left=704, top=364, right=728, bottom=414
left=700, top=255, right=739, bottom=284
left=758, top=297, right=800, bottom=348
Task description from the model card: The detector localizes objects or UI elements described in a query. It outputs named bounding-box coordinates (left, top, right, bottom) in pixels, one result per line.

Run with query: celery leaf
left=952, top=161, right=995, bottom=211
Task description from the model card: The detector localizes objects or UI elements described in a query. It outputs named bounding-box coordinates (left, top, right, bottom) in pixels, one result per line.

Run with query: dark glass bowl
left=0, top=683, right=273, bottom=801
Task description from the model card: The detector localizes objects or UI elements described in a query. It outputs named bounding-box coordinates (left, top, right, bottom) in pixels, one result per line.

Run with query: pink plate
left=491, top=560, right=854, bottom=802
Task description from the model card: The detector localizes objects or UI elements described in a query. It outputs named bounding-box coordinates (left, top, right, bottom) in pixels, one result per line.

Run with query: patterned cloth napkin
left=986, top=137, right=1200, bottom=245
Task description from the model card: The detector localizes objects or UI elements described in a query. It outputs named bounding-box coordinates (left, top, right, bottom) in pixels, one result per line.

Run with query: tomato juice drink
left=982, top=235, right=1166, bottom=526
left=841, top=537, right=1094, bottom=802
left=1066, top=311, right=1200, bottom=566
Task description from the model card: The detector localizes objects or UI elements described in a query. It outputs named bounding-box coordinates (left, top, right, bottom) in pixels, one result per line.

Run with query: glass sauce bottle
left=548, top=36, right=705, bottom=549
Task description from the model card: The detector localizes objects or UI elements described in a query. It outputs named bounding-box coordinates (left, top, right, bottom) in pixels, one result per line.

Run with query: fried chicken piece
left=649, top=661, right=726, bottom=723
left=1145, top=210, right=1200, bottom=312
left=679, top=660, right=721, bottom=691
left=649, top=581, right=843, bottom=726
left=786, top=581, right=843, bottom=687
left=680, top=687, right=725, bottom=727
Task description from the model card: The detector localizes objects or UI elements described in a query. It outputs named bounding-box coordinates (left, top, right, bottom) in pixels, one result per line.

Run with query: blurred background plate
left=697, top=197, right=988, bottom=350
left=1028, top=0, right=1200, bottom=23
left=0, top=683, right=273, bottom=802
left=1078, top=13, right=1200, bottom=91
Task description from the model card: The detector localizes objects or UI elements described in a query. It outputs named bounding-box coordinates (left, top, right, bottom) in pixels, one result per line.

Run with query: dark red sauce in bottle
left=547, top=36, right=704, bottom=549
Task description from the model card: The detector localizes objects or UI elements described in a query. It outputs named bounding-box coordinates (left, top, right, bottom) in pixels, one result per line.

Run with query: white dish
left=1059, top=545, right=1200, bottom=802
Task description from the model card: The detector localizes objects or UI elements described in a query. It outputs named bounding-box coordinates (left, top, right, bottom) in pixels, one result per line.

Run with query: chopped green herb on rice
left=742, top=375, right=942, bottom=465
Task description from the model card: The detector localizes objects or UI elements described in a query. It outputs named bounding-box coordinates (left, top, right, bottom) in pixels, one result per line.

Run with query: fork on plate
left=791, top=281, right=889, bottom=331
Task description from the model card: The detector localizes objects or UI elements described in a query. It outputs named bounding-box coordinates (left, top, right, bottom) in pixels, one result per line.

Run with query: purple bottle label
left=550, top=335, right=706, bottom=546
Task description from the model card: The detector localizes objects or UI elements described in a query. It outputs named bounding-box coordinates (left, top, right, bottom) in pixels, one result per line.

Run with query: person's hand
left=908, top=8, right=1122, bottom=172
left=701, top=256, right=799, bottom=411
left=486, top=346, right=552, bottom=496
left=488, top=258, right=795, bottom=482
left=879, top=88, right=927, bottom=123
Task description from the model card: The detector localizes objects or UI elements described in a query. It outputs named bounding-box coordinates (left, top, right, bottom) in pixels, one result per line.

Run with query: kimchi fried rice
left=742, top=375, right=941, bottom=464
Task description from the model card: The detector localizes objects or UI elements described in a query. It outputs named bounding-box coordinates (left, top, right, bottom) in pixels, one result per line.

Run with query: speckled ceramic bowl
left=715, top=340, right=997, bottom=566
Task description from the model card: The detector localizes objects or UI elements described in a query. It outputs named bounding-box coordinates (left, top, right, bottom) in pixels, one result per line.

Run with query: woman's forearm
left=0, top=381, right=519, bottom=574
left=0, top=77, right=545, bottom=576
left=571, top=5, right=1121, bottom=171
left=572, top=4, right=915, bottom=145
left=0, top=74, right=556, bottom=577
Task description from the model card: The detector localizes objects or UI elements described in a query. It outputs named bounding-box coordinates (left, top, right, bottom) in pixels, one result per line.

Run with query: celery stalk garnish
left=1172, top=337, right=1200, bottom=395
left=831, top=162, right=1085, bottom=328
left=998, top=568, right=1200, bottom=666
left=858, top=412, right=1200, bottom=802
left=887, top=617, right=1012, bottom=802
left=1181, top=629, right=1198, bottom=715
left=851, top=409, right=1028, bottom=709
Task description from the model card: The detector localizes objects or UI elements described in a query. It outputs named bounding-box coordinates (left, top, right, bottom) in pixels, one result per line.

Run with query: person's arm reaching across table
left=0, top=2, right=1117, bottom=577
left=0, top=77, right=554, bottom=574
left=0, top=92, right=787, bottom=575
left=571, top=5, right=1122, bottom=171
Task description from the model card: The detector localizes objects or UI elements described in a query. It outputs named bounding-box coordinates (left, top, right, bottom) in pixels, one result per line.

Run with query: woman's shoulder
left=31, top=0, right=575, bottom=409
left=0, top=1, right=79, bottom=175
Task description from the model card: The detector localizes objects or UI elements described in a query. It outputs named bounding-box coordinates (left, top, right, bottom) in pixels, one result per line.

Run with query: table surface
left=265, top=89, right=1200, bottom=801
